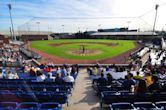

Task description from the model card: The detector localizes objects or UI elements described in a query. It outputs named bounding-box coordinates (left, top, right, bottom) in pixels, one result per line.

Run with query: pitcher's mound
left=68, top=49, right=102, bottom=56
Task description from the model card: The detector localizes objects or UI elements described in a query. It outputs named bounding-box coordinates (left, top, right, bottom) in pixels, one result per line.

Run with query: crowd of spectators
left=17, top=63, right=78, bottom=83
left=0, top=67, right=19, bottom=79
left=0, top=63, right=78, bottom=86
left=88, top=49, right=166, bottom=94
left=0, top=46, right=25, bottom=66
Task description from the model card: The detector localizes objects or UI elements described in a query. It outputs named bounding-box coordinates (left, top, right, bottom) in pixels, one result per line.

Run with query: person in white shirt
left=63, top=73, right=74, bottom=83
left=36, top=72, right=46, bottom=82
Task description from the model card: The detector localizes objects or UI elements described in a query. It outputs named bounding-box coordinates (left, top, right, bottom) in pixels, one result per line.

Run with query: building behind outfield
left=90, top=31, right=158, bottom=41
left=21, top=35, right=48, bottom=41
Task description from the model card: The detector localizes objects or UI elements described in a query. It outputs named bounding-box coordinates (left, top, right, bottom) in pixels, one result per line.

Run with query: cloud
left=0, top=0, right=166, bottom=33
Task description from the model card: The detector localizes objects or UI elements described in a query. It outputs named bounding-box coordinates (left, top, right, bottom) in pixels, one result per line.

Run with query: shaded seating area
left=0, top=102, right=62, bottom=110
left=0, top=71, right=78, bottom=110
left=100, top=90, right=166, bottom=108
left=0, top=79, right=74, bottom=106
left=109, top=102, right=161, bottom=110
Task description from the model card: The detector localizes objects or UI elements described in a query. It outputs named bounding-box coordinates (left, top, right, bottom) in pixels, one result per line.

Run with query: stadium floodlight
left=78, top=27, right=80, bottom=32
left=36, top=22, right=40, bottom=34
left=61, top=25, right=64, bottom=33
left=86, top=28, right=88, bottom=32
left=152, top=4, right=159, bottom=36
left=127, top=21, right=131, bottom=31
left=7, top=4, right=16, bottom=41
left=98, top=24, right=101, bottom=29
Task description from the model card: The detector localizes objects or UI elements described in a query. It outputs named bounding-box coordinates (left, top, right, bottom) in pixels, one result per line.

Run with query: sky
left=0, top=0, right=166, bottom=34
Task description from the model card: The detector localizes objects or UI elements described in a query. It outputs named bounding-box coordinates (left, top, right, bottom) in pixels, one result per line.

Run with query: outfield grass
left=31, top=39, right=135, bottom=60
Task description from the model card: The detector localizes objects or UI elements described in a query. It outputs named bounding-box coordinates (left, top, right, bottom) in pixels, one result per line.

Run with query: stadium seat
left=0, top=107, right=13, bottom=110
left=100, top=91, right=120, bottom=107
left=0, top=90, right=10, bottom=93
left=134, top=102, right=158, bottom=110
left=16, top=102, right=38, bottom=110
left=134, top=93, right=152, bottom=102
left=97, top=86, right=112, bottom=95
left=51, top=92, right=69, bottom=106
left=18, top=93, right=36, bottom=102
left=35, top=93, right=51, bottom=103
left=39, top=102, right=62, bottom=110
left=109, top=102, right=136, bottom=110
left=0, top=102, right=18, bottom=110
left=55, top=86, right=71, bottom=95
left=119, top=92, right=135, bottom=102
left=152, top=92, right=166, bottom=102
left=0, top=93, right=20, bottom=102
left=155, top=101, right=166, bottom=110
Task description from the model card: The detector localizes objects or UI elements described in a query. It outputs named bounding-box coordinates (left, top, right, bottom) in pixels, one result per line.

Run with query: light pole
left=152, top=4, right=159, bottom=36
left=7, top=4, right=16, bottom=41
left=9, top=27, right=13, bottom=39
left=98, top=24, right=101, bottom=29
left=48, top=26, right=50, bottom=34
left=78, top=27, right=80, bottom=32
left=127, top=21, right=131, bottom=31
left=36, top=22, right=40, bottom=34
left=61, top=25, right=64, bottom=33
left=86, top=27, right=88, bottom=32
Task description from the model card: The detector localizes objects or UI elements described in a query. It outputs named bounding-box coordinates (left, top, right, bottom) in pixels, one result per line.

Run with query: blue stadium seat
left=109, top=102, right=136, bottom=110
left=35, top=93, right=51, bottom=103
left=55, top=86, right=71, bottom=95
left=152, top=92, right=166, bottom=102
left=51, top=92, right=69, bottom=106
left=155, top=101, right=166, bottom=110
left=18, top=93, right=37, bottom=102
left=0, top=93, right=20, bottom=102
left=39, top=102, right=62, bottom=110
left=0, top=107, right=13, bottom=110
left=100, top=91, right=120, bottom=107
left=0, top=90, right=10, bottom=93
left=134, top=102, right=158, bottom=110
left=16, top=102, right=38, bottom=110
left=0, top=102, right=18, bottom=110
left=97, top=86, right=112, bottom=95
left=119, top=92, right=135, bottom=102
left=134, top=93, right=152, bottom=102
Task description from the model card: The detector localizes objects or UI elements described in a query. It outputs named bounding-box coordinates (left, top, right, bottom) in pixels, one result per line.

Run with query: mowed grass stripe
left=31, top=39, right=135, bottom=60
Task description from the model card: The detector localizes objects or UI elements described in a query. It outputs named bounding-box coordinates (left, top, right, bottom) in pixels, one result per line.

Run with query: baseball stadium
left=0, top=0, right=166, bottom=110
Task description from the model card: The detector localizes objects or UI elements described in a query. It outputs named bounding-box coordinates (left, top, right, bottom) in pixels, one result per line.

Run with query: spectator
left=71, top=66, right=77, bottom=75
left=97, top=73, right=107, bottom=86
left=63, top=73, right=75, bottom=83
left=13, top=70, right=19, bottom=79
left=144, top=72, right=153, bottom=86
left=45, top=72, right=55, bottom=82
left=105, top=66, right=110, bottom=72
left=36, top=72, right=46, bottom=82
left=148, top=76, right=161, bottom=93
left=135, top=79, right=147, bottom=93
left=87, top=67, right=92, bottom=75
left=6, top=71, right=14, bottom=79
left=133, top=71, right=142, bottom=80
left=106, top=73, right=113, bottom=85
left=92, top=67, right=98, bottom=76
left=122, top=73, right=135, bottom=90
left=29, top=68, right=36, bottom=77
left=61, top=66, right=67, bottom=78
left=55, top=73, right=64, bottom=85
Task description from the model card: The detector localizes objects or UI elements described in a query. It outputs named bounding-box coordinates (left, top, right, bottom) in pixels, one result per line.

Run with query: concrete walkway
left=63, top=69, right=105, bottom=110
left=141, top=52, right=150, bottom=66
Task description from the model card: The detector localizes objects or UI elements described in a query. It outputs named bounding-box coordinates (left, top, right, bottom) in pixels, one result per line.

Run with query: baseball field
left=30, top=39, right=138, bottom=64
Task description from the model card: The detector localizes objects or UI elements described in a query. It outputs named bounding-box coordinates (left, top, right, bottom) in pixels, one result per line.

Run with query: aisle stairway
left=63, top=69, right=103, bottom=110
